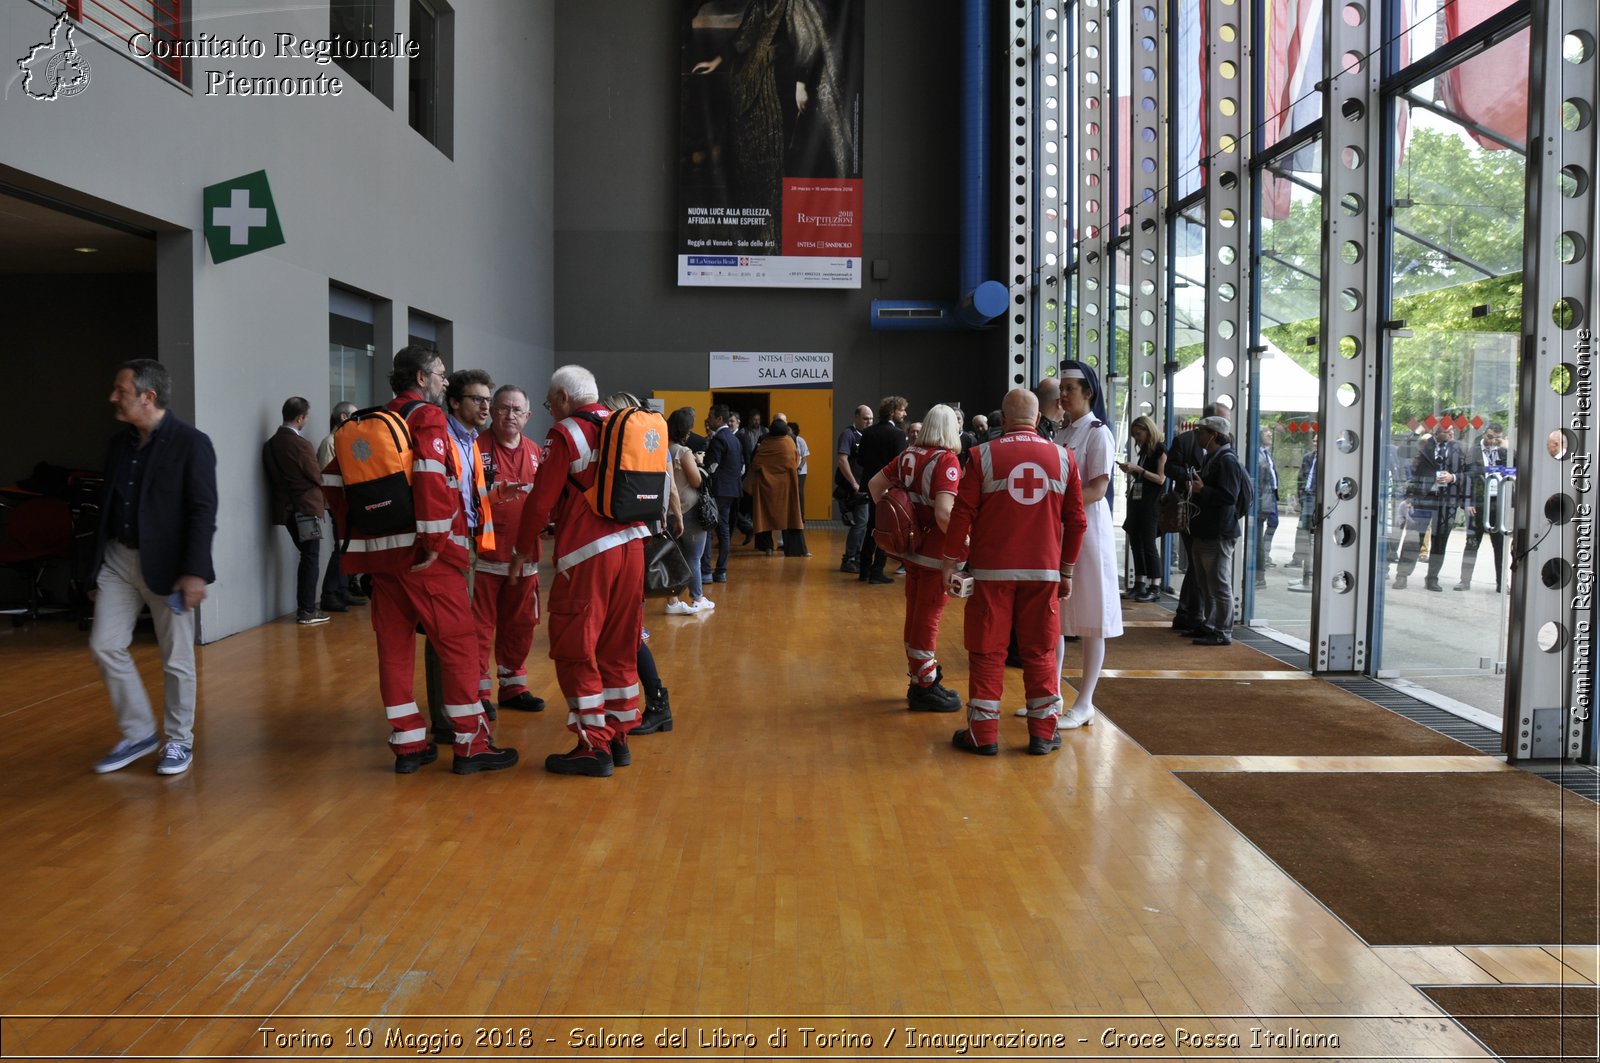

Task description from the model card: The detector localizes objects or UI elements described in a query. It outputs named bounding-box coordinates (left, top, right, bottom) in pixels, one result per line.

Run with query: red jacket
left=878, top=445, right=961, bottom=569
left=515, top=404, right=650, bottom=573
left=323, top=392, right=473, bottom=574
left=943, top=428, right=1088, bottom=580
left=476, top=430, right=542, bottom=576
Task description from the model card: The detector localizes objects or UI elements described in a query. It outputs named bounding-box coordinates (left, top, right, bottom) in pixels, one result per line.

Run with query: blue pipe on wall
left=870, top=0, right=1007, bottom=331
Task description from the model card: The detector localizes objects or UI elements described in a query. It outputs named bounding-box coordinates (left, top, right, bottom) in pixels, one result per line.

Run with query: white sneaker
left=1013, top=707, right=1029, bottom=717
left=1059, top=704, right=1096, bottom=730
left=665, top=599, right=699, bottom=615
left=691, top=596, right=716, bottom=611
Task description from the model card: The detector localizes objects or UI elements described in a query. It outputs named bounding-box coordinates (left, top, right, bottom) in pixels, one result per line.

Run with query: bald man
left=943, top=390, right=1088, bottom=756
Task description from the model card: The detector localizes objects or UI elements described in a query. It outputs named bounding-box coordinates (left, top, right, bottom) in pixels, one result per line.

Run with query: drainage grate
left=1323, top=676, right=1505, bottom=756
left=1232, top=628, right=1311, bottom=670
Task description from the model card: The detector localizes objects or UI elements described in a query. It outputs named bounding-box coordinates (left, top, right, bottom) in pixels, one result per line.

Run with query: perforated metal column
left=1506, top=0, right=1598, bottom=761
left=1009, top=0, right=1037, bottom=389
left=1203, top=0, right=1249, bottom=422
left=1309, top=0, right=1384, bottom=672
left=1126, top=1, right=1167, bottom=425
left=1203, top=0, right=1251, bottom=620
left=1074, top=0, right=1113, bottom=377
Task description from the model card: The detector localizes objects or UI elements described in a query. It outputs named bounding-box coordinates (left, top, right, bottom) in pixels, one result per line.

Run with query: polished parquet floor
left=0, top=531, right=1588, bottom=1059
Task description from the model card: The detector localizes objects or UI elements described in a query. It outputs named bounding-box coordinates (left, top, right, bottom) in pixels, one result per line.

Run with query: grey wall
left=1, top=0, right=555, bottom=640
left=551, top=0, right=1006, bottom=441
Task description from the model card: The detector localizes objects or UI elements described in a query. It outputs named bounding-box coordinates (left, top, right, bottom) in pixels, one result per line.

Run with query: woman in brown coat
left=745, top=419, right=808, bottom=557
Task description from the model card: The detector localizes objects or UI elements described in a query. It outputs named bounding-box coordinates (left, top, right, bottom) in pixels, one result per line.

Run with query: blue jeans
left=679, top=524, right=708, bottom=598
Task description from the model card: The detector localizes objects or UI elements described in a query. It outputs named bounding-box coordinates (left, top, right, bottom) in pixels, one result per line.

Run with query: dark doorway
left=713, top=390, right=770, bottom=428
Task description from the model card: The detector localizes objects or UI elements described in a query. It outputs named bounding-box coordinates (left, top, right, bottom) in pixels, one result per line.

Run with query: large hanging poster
left=677, top=0, right=863, bottom=289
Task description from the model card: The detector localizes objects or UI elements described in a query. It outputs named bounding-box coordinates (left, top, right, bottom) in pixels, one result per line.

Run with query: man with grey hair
left=89, top=359, right=217, bottom=776
left=509, top=365, right=652, bottom=777
left=1177, top=415, right=1248, bottom=646
left=323, top=344, right=519, bottom=775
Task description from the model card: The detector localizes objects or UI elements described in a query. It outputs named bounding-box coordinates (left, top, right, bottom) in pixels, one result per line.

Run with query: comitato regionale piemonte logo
left=16, top=12, right=92, bottom=100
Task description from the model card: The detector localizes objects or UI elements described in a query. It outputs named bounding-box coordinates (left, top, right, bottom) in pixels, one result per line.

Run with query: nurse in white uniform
left=1053, top=360, right=1123, bottom=727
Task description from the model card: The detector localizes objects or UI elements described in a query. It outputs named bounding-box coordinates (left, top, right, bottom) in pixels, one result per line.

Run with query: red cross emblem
left=1007, top=462, right=1049, bottom=505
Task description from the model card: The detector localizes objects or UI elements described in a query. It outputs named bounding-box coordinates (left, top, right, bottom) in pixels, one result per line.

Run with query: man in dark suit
left=262, top=396, right=330, bottom=625
left=1458, top=423, right=1510, bottom=592
left=89, top=359, right=218, bottom=777
left=1394, top=422, right=1464, bottom=591
left=702, top=404, right=745, bottom=584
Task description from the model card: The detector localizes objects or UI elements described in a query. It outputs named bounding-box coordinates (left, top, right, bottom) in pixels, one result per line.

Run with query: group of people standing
left=847, top=362, right=1128, bottom=755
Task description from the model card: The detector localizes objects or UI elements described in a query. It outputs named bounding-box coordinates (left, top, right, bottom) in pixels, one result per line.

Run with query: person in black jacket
left=855, top=394, right=908, bottom=583
left=1178, top=415, right=1245, bottom=646
left=701, top=404, right=745, bottom=584
left=89, top=359, right=218, bottom=776
left=1393, top=422, right=1464, bottom=591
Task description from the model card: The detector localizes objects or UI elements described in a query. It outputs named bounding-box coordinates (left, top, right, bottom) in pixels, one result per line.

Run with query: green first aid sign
left=202, top=171, right=285, bottom=263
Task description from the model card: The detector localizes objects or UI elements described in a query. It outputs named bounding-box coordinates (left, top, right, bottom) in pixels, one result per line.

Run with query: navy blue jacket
left=93, top=412, right=218, bottom=595
left=704, top=424, right=745, bottom=499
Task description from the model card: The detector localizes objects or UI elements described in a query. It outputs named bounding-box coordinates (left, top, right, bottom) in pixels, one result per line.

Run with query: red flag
left=1438, top=4, right=1529, bottom=150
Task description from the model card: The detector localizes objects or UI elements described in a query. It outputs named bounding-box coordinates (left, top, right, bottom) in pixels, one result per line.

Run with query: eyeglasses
left=461, top=395, right=492, bottom=407
left=492, top=405, right=528, bottom=418
left=542, top=399, right=554, bottom=412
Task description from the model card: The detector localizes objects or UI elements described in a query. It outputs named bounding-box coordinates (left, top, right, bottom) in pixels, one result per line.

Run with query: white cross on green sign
left=202, top=170, right=284, bottom=263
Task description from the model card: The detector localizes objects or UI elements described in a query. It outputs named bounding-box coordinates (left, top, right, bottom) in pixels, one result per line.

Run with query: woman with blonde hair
left=868, top=403, right=964, bottom=712
left=1117, top=414, right=1168, bottom=602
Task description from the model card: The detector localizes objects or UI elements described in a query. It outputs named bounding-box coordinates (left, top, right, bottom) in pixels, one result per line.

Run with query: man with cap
left=1175, top=415, right=1248, bottom=645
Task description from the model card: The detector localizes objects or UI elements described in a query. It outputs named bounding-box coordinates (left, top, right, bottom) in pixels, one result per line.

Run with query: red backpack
left=872, top=483, right=921, bottom=559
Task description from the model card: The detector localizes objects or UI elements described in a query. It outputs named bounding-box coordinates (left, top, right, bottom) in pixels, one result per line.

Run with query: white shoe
left=1059, top=704, right=1096, bottom=730
left=1013, top=707, right=1029, bottom=717
left=665, top=599, right=699, bottom=615
left=691, top=596, right=716, bottom=611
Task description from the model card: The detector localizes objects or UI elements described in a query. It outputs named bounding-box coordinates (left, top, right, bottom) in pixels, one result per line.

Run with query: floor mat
left=1101, top=677, right=1483, bottom=756
left=1176, top=771, right=1600, bottom=946
left=1094, top=623, right=1301, bottom=673
left=1421, top=986, right=1599, bottom=1063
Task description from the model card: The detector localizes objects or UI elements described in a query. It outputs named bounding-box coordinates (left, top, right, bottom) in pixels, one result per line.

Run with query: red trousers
left=471, top=568, right=540, bottom=700
left=961, top=580, right=1061, bottom=746
left=546, top=538, right=645, bottom=749
left=370, top=563, right=492, bottom=756
left=903, top=563, right=950, bottom=686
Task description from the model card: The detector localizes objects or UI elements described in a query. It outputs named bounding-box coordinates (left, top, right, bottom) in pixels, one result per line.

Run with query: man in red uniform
left=323, top=345, right=519, bottom=775
left=473, top=384, right=545, bottom=713
left=868, top=402, right=965, bottom=712
left=942, top=389, right=1088, bottom=756
left=509, top=365, right=651, bottom=777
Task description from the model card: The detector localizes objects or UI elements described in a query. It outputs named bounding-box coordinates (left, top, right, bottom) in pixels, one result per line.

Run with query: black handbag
left=694, top=488, right=720, bottom=530
left=643, top=531, right=693, bottom=597
left=292, top=512, right=323, bottom=541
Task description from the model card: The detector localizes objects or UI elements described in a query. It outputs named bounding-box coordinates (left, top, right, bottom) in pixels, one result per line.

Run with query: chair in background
left=0, top=496, right=75, bottom=625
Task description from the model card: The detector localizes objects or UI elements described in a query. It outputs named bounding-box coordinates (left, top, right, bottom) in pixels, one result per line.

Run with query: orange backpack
left=332, top=400, right=425, bottom=539
left=572, top=407, right=671, bottom=523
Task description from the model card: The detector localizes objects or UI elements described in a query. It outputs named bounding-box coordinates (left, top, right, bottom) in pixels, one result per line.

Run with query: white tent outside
left=1169, top=341, right=1321, bottom=413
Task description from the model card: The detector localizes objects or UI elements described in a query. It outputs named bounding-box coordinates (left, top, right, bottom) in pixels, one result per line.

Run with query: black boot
left=633, top=685, right=673, bottom=734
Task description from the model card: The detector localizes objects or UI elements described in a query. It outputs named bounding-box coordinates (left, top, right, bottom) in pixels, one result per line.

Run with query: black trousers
left=1396, top=503, right=1455, bottom=581
left=286, top=519, right=321, bottom=613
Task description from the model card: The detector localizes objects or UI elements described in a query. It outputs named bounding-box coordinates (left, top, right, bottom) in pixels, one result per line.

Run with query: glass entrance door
left=1374, top=29, right=1528, bottom=718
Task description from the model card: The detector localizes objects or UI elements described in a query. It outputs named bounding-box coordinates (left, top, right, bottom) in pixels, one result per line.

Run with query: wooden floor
left=0, top=530, right=1577, bottom=1059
